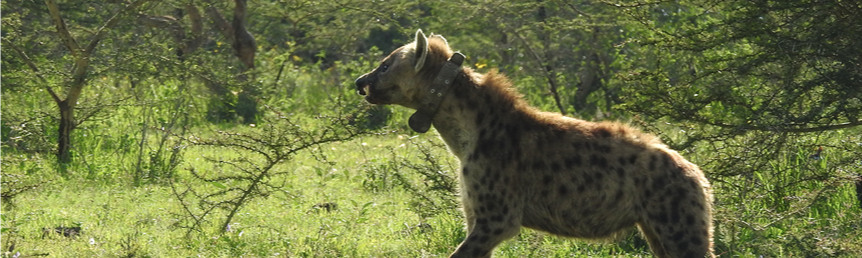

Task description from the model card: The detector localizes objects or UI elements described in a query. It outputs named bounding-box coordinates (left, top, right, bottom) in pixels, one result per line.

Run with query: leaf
left=358, top=201, right=374, bottom=218
left=211, top=182, right=227, bottom=189
left=361, top=201, right=374, bottom=211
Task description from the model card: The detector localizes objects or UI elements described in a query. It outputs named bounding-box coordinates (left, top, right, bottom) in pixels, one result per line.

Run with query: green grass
left=5, top=136, right=861, bottom=257
left=1, top=132, right=656, bottom=258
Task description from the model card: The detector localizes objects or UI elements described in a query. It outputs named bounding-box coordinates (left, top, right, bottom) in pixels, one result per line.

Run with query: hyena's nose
left=354, top=75, right=368, bottom=95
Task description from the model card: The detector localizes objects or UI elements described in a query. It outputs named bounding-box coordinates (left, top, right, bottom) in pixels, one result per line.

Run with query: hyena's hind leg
left=638, top=216, right=712, bottom=258
left=636, top=220, right=671, bottom=258
left=639, top=185, right=713, bottom=258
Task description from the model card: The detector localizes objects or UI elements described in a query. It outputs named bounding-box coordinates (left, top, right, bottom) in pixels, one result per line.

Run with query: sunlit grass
left=3, top=126, right=654, bottom=257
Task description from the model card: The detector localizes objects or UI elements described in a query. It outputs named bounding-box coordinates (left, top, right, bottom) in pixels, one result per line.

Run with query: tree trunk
left=43, top=0, right=150, bottom=164
left=57, top=100, right=74, bottom=163
left=206, top=1, right=258, bottom=124
left=233, top=0, right=257, bottom=124
left=232, top=0, right=255, bottom=70
left=573, top=27, right=605, bottom=113
left=536, top=0, right=566, bottom=115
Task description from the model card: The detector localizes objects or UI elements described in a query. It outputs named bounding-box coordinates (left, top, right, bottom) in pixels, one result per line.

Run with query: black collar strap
left=408, top=52, right=466, bottom=133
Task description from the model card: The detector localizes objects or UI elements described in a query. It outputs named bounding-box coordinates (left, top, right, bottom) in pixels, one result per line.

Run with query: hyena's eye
left=379, top=64, right=390, bottom=73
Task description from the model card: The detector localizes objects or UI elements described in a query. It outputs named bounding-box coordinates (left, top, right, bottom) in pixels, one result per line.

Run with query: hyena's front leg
left=450, top=216, right=520, bottom=258
left=450, top=189, right=522, bottom=258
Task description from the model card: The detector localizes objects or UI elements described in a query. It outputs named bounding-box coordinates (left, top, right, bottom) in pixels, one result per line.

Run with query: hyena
left=354, top=29, right=714, bottom=258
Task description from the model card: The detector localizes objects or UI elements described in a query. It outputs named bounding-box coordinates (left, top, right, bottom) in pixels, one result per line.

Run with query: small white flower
left=89, top=237, right=96, bottom=245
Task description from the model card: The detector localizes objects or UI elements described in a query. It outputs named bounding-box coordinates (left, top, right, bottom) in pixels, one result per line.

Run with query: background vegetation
left=2, top=0, right=860, bottom=257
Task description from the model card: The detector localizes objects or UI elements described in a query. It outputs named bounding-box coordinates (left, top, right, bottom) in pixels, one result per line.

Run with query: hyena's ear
left=414, top=29, right=429, bottom=72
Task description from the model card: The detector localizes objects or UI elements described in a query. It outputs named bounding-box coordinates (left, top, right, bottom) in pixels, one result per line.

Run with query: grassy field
left=2, top=131, right=656, bottom=257
left=2, top=68, right=861, bottom=258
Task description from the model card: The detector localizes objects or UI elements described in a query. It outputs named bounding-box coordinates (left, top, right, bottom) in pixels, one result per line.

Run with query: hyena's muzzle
left=354, top=73, right=373, bottom=96
left=355, top=68, right=391, bottom=105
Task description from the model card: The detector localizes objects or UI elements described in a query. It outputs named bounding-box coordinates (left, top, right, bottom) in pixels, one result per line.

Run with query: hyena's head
left=355, top=29, right=453, bottom=110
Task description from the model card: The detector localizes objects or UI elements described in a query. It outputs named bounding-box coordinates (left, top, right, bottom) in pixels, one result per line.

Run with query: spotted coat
left=355, top=29, right=714, bottom=258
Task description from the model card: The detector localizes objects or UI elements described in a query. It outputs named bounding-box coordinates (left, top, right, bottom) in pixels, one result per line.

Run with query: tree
left=137, top=3, right=205, bottom=61
left=419, top=0, right=631, bottom=117
left=138, top=1, right=259, bottom=123
left=4, top=0, right=150, bottom=164
left=206, top=0, right=258, bottom=123
left=611, top=0, right=862, bottom=254
left=617, top=0, right=862, bottom=137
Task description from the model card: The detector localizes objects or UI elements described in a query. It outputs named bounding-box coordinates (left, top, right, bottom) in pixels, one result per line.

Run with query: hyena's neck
left=430, top=69, right=528, bottom=160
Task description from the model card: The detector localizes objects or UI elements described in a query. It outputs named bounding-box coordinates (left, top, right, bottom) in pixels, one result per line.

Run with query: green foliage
left=618, top=0, right=862, bottom=130
left=609, top=0, right=862, bottom=256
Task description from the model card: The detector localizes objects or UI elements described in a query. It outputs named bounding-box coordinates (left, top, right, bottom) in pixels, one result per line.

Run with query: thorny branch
left=169, top=107, right=369, bottom=235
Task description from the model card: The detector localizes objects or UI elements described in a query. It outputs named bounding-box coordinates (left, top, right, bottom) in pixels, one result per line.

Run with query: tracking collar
left=408, top=52, right=466, bottom=133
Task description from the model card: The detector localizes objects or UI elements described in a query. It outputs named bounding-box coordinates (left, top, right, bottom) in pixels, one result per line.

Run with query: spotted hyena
left=354, top=29, right=714, bottom=258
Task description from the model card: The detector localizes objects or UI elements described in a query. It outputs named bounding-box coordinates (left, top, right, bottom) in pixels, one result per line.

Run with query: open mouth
left=356, top=84, right=368, bottom=95
left=359, top=85, right=381, bottom=104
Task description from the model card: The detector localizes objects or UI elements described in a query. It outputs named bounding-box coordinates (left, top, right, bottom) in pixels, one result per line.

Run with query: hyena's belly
left=520, top=187, right=640, bottom=239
